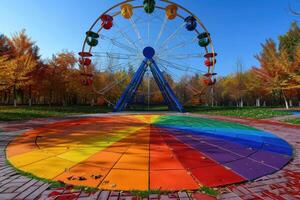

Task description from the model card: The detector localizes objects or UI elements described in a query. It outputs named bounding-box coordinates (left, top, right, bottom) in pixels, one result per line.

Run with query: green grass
left=187, top=106, right=293, bottom=119
left=285, top=117, right=300, bottom=124
left=0, top=105, right=110, bottom=121
left=0, top=105, right=295, bottom=121
left=199, top=186, right=219, bottom=197
left=128, top=104, right=169, bottom=111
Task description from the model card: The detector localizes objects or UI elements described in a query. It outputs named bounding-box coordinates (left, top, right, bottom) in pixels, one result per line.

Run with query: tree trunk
left=282, top=93, right=289, bottom=109
left=48, top=90, right=52, bottom=107
left=289, top=100, right=293, bottom=107
left=29, top=85, right=32, bottom=107
left=256, top=98, right=261, bottom=107
left=240, top=99, right=244, bottom=108
left=13, top=85, right=17, bottom=107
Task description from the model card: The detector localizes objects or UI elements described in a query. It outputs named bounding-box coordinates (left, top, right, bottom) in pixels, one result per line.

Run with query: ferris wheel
left=79, top=0, right=217, bottom=112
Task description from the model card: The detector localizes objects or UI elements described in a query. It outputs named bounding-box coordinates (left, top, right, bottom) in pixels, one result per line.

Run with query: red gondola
left=204, top=72, right=217, bottom=77
left=80, top=73, right=93, bottom=77
left=203, top=77, right=216, bottom=86
left=205, top=58, right=217, bottom=67
left=79, top=58, right=92, bottom=66
left=100, top=14, right=113, bottom=30
left=204, top=52, right=217, bottom=58
left=78, top=52, right=93, bottom=57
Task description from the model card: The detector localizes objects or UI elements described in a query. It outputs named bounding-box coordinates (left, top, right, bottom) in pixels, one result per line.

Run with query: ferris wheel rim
left=81, top=0, right=216, bottom=71
left=79, top=0, right=217, bottom=105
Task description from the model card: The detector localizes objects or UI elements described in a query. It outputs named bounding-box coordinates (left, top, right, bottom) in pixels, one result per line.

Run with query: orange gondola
left=165, top=4, right=178, bottom=20
left=121, top=4, right=133, bottom=19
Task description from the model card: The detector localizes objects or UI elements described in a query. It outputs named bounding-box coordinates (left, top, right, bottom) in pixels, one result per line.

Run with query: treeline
left=212, top=22, right=300, bottom=109
left=0, top=30, right=90, bottom=106
left=0, top=22, right=299, bottom=109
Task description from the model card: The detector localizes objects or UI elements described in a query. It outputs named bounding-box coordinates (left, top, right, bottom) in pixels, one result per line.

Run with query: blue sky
left=0, top=0, right=299, bottom=76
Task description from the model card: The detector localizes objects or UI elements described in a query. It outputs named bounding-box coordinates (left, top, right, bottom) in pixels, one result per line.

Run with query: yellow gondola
left=121, top=4, right=133, bottom=19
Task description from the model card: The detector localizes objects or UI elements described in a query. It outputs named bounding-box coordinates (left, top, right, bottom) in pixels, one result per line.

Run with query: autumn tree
left=0, top=30, right=39, bottom=106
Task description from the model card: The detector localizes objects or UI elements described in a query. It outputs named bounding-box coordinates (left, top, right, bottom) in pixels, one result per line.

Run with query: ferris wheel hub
left=143, top=46, right=155, bottom=59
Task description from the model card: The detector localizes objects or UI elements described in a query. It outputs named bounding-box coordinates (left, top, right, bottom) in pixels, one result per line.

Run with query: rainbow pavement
left=6, top=114, right=293, bottom=191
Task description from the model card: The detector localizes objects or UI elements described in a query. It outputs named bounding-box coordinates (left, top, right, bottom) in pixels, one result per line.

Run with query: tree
left=253, top=39, right=293, bottom=109
left=0, top=30, right=39, bottom=106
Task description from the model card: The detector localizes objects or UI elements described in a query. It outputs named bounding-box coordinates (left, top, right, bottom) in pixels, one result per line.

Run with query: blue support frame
left=113, top=59, right=148, bottom=112
left=113, top=58, right=185, bottom=112
left=150, top=59, right=185, bottom=112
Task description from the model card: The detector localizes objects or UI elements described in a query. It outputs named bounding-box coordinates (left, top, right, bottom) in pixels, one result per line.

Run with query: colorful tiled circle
left=6, top=115, right=293, bottom=191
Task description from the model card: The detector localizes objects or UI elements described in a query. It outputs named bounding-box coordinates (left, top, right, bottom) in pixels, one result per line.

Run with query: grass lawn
left=186, top=106, right=293, bottom=119
left=0, top=105, right=295, bottom=121
left=285, top=118, right=300, bottom=125
left=0, top=105, right=110, bottom=121
left=128, top=104, right=169, bottom=111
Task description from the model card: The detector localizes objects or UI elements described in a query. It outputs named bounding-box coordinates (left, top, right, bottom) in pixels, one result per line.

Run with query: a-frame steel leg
left=113, top=58, right=185, bottom=113
left=150, top=59, right=185, bottom=112
left=113, top=59, right=148, bottom=112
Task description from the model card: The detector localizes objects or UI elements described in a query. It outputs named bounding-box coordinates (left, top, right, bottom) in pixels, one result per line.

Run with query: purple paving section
left=167, top=128, right=286, bottom=180
left=0, top=114, right=299, bottom=200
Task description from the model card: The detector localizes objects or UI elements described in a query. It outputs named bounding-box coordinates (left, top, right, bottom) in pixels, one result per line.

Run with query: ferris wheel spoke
left=99, top=74, right=129, bottom=94
left=159, top=62, right=202, bottom=94
left=154, top=15, right=168, bottom=48
left=103, top=61, right=137, bottom=71
left=129, top=17, right=145, bottom=47
left=114, top=22, right=142, bottom=52
left=93, top=52, right=141, bottom=60
left=157, top=62, right=182, bottom=83
left=157, top=35, right=198, bottom=56
left=157, top=22, right=186, bottom=51
left=99, top=34, right=139, bottom=53
left=94, top=54, right=138, bottom=60
left=157, top=58, right=206, bottom=74
left=158, top=53, right=204, bottom=60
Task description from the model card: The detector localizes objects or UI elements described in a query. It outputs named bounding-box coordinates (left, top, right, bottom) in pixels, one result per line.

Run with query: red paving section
left=157, top=127, right=246, bottom=187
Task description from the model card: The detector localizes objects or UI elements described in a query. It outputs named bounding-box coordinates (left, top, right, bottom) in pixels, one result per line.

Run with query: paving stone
left=15, top=179, right=38, bottom=193
left=86, top=191, right=101, bottom=200
left=0, top=193, right=19, bottom=200
left=98, top=191, right=110, bottom=200
left=3, top=186, right=18, bottom=193
left=178, top=191, right=190, bottom=200
left=24, top=183, right=50, bottom=200
left=14, top=185, right=39, bottom=199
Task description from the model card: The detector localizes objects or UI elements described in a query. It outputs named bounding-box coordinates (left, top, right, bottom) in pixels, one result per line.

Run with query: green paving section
left=154, top=115, right=258, bottom=130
